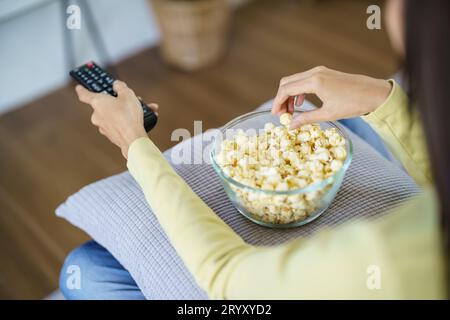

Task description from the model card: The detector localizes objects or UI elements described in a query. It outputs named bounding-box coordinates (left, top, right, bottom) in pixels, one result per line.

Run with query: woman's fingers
left=75, top=85, right=97, bottom=105
left=283, top=94, right=306, bottom=115
left=273, top=67, right=392, bottom=128
left=113, top=80, right=128, bottom=94
left=295, top=94, right=305, bottom=108
left=289, top=107, right=330, bottom=129
left=73, top=81, right=151, bottom=159
left=75, top=85, right=113, bottom=111
left=287, top=96, right=295, bottom=114
left=272, top=77, right=319, bottom=115
left=292, top=94, right=306, bottom=112
left=148, top=103, right=159, bottom=116
left=279, top=66, right=326, bottom=86
left=273, top=67, right=328, bottom=115
left=137, top=97, right=159, bottom=116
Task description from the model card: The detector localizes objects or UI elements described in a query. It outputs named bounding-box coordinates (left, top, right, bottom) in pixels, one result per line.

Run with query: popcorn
left=330, top=146, right=347, bottom=160
left=216, top=120, right=347, bottom=224
left=298, top=143, right=311, bottom=155
left=310, top=126, right=321, bottom=139
left=330, top=159, right=343, bottom=172
left=279, top=113, right=293, bottom=127
left=235, top=134, right=248, bottom=146
left=309, top=148, right=330, bottom=162
left=327, top=129, right=346, bottom=146
left=273, top=126, right=286, bottom=137
left=297, top=131, right=311, bottom=143
left=280, top=138, right=292, bottom=149
left=275, top=182, right=289, bottom=191
left=264, top=122, right=275, bottom=132
left=307, top=160, right=324, bottom=173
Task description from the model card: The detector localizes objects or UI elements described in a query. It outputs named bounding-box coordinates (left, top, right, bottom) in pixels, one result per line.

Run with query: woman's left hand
left=75, top=80, right=159, bottom=159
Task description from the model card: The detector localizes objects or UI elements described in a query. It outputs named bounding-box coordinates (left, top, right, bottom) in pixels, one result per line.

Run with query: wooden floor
left=0, top=0, right=396, bottom=299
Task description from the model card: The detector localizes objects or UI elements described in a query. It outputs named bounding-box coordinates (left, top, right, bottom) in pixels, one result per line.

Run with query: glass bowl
left=210, top=109, right=353, bottom=228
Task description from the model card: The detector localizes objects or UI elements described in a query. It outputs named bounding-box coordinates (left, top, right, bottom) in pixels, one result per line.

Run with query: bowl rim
left=210, top=109, right=353, bottom=195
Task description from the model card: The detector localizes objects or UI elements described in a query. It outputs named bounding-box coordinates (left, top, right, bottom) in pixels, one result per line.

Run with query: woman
left=60, top=0, right=448, bottom=299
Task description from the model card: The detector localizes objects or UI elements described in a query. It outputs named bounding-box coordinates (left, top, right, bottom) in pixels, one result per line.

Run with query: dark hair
left=405, top=0, right=450, bottom=288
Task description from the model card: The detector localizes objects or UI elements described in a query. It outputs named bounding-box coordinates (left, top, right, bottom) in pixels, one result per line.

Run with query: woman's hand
left=272, top=66, right=392, bottom=129
left=75, top=80, right=159, bottom=159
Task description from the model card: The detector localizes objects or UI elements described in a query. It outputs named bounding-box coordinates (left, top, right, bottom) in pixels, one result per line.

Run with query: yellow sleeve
left=362, top=80, right=432, bottom=186
left=127, top=138, right=445, bottom=299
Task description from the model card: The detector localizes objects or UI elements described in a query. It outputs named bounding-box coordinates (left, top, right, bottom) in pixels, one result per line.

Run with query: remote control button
left=87, top=62, right=94, bottom=68
left=91, top=83, right=102, bottom=92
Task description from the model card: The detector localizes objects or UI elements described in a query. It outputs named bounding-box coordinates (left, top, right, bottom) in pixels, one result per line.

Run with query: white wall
left=0, top=0, right=251, bottom=115
left=0, top=0, right=161, bottom=114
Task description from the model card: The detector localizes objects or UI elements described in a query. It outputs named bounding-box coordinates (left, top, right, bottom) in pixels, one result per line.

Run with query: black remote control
left=70, top=61, right=157, bottom=132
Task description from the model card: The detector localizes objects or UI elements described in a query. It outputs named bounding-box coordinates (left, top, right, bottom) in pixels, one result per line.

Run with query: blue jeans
left=60, top=241, right=146, bottom=300
left=59, top=117, right=389, bottom=300
left=339, top=118, right=391, bottom=160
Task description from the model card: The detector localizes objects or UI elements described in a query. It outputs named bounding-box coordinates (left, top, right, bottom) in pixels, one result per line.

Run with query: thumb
left=75, top=85, right=97, bottom=105
left=289, top=107, right=329, bottom=129
left=113, top=80, right=128, bottom=94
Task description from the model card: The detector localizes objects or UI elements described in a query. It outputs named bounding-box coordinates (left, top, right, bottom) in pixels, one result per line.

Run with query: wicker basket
left=151, top=0, right=231, bottom=71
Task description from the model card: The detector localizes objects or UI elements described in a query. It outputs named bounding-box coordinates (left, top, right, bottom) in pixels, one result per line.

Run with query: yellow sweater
left=127, top=80, right=446, bottom=299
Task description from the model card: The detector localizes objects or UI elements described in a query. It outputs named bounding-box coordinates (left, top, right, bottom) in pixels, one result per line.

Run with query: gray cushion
left=56, top=100, right=420, bottom=299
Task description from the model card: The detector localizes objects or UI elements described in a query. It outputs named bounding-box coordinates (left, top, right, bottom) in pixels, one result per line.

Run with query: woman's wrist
left=122, top=127, right=148, bottom=159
